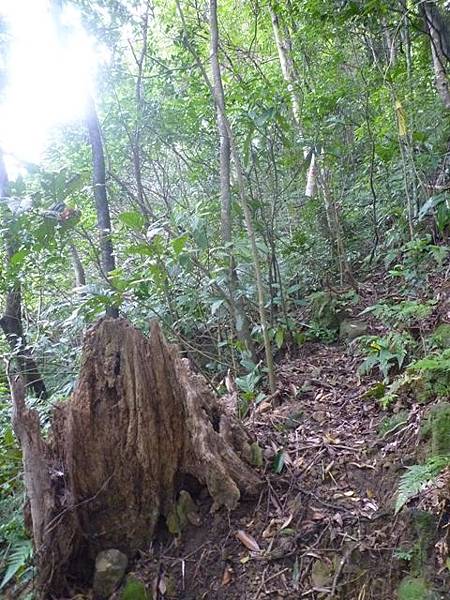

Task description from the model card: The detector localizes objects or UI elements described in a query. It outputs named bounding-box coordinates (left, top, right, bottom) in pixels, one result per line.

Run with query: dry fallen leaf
left=323, top=433, right=340, bottom=444
left=280, top=514, right=293, bottom=530
left=262, top=519, right=278, bottom=539
left=158, top=574, right=167, bottom=595
left=236, top=529, right=261, bottom=552
left=256, top=400, right=272, bottom=413
left=222, top=565, right=233, bottom=585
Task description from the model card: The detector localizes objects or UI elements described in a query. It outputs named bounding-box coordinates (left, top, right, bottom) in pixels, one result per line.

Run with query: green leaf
left=126, top=244, right=153, bottom=256
left=172, top=234, right=188, bottom=256
left=395, top=456, right=450, bottom=513
left=119, top=211, right=145, bottom=230
left=0, top=539, right=32, bottom=589
left=418, top=195, right=446, bottom=222
left=273, top=450, right=285, bottom=474
left=275, top=328, right=284, bottom=350
left=9, top=249, right=27, bottom=267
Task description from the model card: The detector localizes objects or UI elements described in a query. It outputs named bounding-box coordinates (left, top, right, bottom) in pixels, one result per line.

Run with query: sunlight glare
left=0, top=0, right=102, bottom=175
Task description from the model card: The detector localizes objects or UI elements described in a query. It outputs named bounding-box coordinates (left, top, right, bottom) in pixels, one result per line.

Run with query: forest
left=1, top=0, right=450, bottom=598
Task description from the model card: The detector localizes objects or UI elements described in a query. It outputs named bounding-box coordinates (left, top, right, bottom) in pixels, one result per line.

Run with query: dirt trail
left=132, top=342, right=447, bottom=599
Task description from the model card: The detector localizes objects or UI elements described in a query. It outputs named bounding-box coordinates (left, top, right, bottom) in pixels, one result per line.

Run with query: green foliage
left=427, top=402, right=450, bottom=456
left=409, top=350, right=450, bottom=401
left=395, top=456, right=450, bottom=514
left=307, top=290, right=359, bottom=333
left=358, top=332, right=415, bottom=380
left=397, top=577, right=431, bottom=600
left=305, top=321, right=338, bottom=343
left=362, top=300, right=435, bottom=328
left=394, top=548, right=413, bottom=562
left=121, top=577, right=151, bottom=600
left=428, top=324, right=450, bottom=350
left=1, top=3, right=450, bottom=595
left=378, top=411, right=409, bottom=437
left=0, top=538, right=33, bottom=590
left=378, top=349, right=450, bottom=407
left=388, top=238, right=449, bottom=288
left=235, top=366, right=265, bottom=418
left=418, top=195, right=450, bottom=236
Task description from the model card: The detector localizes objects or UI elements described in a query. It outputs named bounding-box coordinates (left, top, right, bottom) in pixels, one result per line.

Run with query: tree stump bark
left=9, top=319, right=261, bottom=597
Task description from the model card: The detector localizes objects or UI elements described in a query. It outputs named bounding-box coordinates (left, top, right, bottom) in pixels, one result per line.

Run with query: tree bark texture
left=422, top=1, right=450, bottom=110
left=9, top=318, right=260, bottom=597
left=210, top=1, right=256, bottom=362
left=269, top=2, right=317, bottom=198
left=207, top=0, right=276, bottom=392
left=86, top=96, right=119, bottom=318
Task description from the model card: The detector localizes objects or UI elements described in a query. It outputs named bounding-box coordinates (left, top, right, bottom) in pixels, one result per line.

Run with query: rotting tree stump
left=9, top=319, right=261, bottom=597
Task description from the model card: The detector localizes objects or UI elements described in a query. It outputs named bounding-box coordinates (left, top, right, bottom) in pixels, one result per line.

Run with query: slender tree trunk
left=175, top=0, right=276, bottom=392
left=269, top=2, right=317, bottom=198
left=211, top=13, right=256, bottom=362
left=208, top=0, right=276, bottom=392
left=86, top=95, right=119, bottom=318
left=319, top=168, right=355, bottom=286
left=270, top=2, right=354, bottom=285
left=422, top=1, right=450, bottom=110
left=0, top=151, right=47, bottom=398
left=131, top=3, right=152, bottom=218
left=69, top=243, right=86, bottom=287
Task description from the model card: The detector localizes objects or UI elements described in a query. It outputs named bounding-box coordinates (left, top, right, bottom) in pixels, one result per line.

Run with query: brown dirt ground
left=124, top=339, right=449, bottom=600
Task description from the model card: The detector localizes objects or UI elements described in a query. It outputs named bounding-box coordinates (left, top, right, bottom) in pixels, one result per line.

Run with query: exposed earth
left=119, top=339, right=449, bottom=599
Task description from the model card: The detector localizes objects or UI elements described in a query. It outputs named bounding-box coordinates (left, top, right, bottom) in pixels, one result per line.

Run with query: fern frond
left=0, top=538, right=33, bottom=590
left=395, top=456, right=450, bottom=514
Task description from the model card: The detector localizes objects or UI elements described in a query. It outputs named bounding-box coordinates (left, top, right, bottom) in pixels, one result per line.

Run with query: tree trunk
left=86, top=96, right=119, bottom=318
left=69, top=243, right=86, bottom=287
left=211, top=8, right=256, bottom=362
left=175, top=0, right=276, bottom=392
left=9, top=318, right=260, bottom=597
left=269, top=2, right=355, bottom=285
left=269, top=2, right=317, bottom=198
left=207, top=0, right=276, bottom=392
left=422, top=1, right=450, bottom=110
left=0, top=151, right=47, bottom=398
left=319, top=168, right=357, bottom=288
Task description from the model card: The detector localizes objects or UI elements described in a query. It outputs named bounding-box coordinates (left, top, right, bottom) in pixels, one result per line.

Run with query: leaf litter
left=129, top=338, right=450, bottom=599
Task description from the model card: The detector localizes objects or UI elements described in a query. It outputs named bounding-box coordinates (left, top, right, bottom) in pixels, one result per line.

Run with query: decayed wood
left=10, top=318, right=261, bottom=597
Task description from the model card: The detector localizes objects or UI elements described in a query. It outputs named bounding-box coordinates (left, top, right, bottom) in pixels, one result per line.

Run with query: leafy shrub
left=358, top=332, right=415, bottom=379
left=397, top=576, right=432, bottom=600
left=307, top=289, right=358, bottom=335
left=0, top=399, right=32, bottom=592
left=378, top=349, right=450, bottom=407
left=361, top=300, right=435, bottom=328
left=235, top=365, right=265, bottom=418
left=409, top=350, right=450, bottom=400
left=428, top=323, right=450, bottom=350
left=387, top=237, right=448, bottom=288
left=304, top=321, right=338, bottom=343
left=395, top=456, right=450, bottom=513
left=418, top=193, right=450, bottom=237
left=0, top=538, right=33, bottom=591
left=378, top=411, right=409, bottom=437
